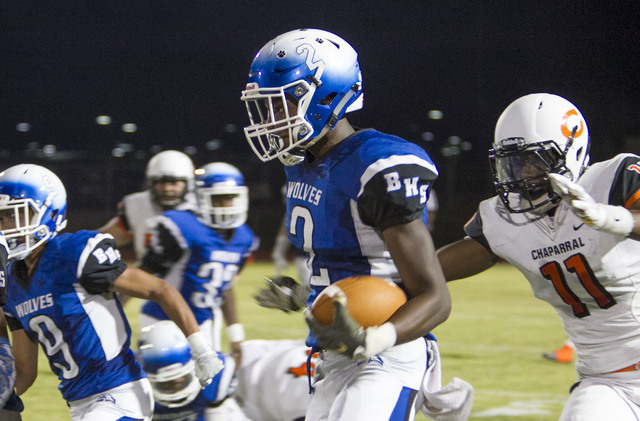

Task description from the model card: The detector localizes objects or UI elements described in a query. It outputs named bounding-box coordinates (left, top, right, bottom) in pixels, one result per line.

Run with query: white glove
left=549, top=173, right=634, bottom=236
left=187, top=332, right=224, bottom=387
left=0, top=338, right=16, bottom=407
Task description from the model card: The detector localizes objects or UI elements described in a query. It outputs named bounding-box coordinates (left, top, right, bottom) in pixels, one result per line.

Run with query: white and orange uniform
left=233, top=340, right=316, bottom=421
left=117, top=190, right=196, bottom=262
left=466, top=153, right=640, bottom=420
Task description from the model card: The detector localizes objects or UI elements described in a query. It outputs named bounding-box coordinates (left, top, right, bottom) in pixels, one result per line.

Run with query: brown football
left=310, top=275, right=407, bottom=327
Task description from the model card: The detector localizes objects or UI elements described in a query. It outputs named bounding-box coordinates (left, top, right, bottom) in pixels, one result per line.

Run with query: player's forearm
left=436, top=239, right=498, bottom=281
left=389, top=282, right=451, bottom=344
left=221, top=288, right=239, bottom=325
left=152, top=283, right=200, bottom=338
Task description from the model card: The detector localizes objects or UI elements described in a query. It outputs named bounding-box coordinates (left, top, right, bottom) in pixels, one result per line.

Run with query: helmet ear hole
left=320, top=93, right=337, bottom=105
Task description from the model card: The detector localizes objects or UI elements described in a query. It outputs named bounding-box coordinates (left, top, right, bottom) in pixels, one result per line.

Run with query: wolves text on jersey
left=287, top=181, right=323, bottom=206
left=531, top=237, right=586, bottom=260
left=14, top=293, right=54, bottom=317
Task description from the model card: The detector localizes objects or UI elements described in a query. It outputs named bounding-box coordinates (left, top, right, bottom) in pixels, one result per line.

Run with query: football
left=310, top=275, right=407, bottom=328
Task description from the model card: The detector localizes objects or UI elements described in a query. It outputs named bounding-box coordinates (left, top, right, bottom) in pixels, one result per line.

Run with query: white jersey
left=120, top=190, right=196, bottom=260
left=235, top=340, right=314, bottom=421
left=466, top=153, right=640, bottom=376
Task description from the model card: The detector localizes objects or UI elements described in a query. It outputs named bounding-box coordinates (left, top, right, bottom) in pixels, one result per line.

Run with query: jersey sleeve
left=608, top=155, right=640, bottom=208
left=463, top=211, right=492, bottom=251
left=77, top=233, right=127, bottom=294
left=140, top=217, right=185, bottom=277
left=4, top=314, right=24, bottom=332
left=357, top=162, right=437, bottom=230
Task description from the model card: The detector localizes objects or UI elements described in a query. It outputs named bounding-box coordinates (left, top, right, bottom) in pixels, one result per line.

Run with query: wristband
left=226, top=323, right=245, bottom=343
left=601, top=205, right=634, bottom=236
left=354, top=322, right=397, bottom=359
left=187, top=331, right=209, bottom=354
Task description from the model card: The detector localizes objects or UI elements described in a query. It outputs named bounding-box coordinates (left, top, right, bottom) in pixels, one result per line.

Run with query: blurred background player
left=241, top=28, right=450, bottom=421
left=99, top=149, right=197, bottom=264
left=0, top=164, right=221, bottom=420
left=138, top=321, right=237, bottom=421
left=426, top=188, right=439, bottom=233
left=138, top=320, right=315, bottom=421
left=138, top=162, right=258, bottom=418
left=437, top=93, right=640, bottom=419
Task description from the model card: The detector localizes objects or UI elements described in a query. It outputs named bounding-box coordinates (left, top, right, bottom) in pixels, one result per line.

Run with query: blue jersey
left=141, top=210, right=258, bottom=324
left=0, top=234, right=7, bottom=306
left=284, top=130, right=438, bottom=345
left=2, top=231, right=145, bottom=402
left=152, top=353, right=233, bottom=421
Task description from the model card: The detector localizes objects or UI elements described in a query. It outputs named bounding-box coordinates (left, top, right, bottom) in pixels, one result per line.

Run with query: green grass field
left=17, top=262, right=576, bottom=420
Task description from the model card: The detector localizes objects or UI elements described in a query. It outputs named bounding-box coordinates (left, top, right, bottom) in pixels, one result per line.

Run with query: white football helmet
left=137, top=321, right=202, bottom=408
left=241, top=28, right=363, bottom=166
left=195, top=162, right=248, bottom=229
left=145, top=150, right=195, bottom=206
left=0, top=164, right=68, bottom=260
left=490, top=93, right=590, bottom=213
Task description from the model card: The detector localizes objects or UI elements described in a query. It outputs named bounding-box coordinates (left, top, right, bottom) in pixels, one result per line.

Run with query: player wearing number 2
left=0, top=164, right=222, bottom=421
left=241, top=29, right=452, bottom=421
left=438, top=93, right=640, bottom=420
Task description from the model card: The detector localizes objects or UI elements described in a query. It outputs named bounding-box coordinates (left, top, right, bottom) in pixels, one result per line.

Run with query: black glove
left=254, top=276, right=310, bottom=313
left=304, top=289, right=366, bottom=357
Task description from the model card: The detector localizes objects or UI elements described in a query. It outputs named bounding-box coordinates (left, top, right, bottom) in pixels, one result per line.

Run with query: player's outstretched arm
left=112, top=267, right=223, bottom=386
left=10, top=329, right=38, bottom=396
left=436, top=238, right=500, bottom=282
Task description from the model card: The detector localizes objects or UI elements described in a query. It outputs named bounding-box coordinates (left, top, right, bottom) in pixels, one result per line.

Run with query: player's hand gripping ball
left=310, top=275, right=407, bottom=328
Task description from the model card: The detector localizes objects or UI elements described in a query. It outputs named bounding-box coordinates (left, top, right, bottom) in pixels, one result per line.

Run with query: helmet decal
left=561, top=109, right=585, bottom=139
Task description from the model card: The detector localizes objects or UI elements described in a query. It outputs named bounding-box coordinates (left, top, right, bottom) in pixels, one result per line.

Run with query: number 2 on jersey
left=540, top=252, right=616, bottom=318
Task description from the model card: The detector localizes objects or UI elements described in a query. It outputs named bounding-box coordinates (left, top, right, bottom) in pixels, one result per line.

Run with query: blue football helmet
left=195, top=162, right=248, bottom=229
left=138, top=321, right=202, bottom=408
left=0, top=164, right=68, bottom=260
left=241, top=28, right=363, bottom=165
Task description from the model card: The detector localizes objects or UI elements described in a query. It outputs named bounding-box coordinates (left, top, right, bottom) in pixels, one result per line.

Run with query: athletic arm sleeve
left=463, top=211, right=492, bottom=251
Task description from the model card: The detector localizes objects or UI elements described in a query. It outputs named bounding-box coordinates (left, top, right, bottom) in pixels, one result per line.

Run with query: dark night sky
left=2, top=1, right=640, bottom=243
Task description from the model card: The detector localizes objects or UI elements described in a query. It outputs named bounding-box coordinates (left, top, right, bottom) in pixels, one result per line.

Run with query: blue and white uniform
left=2, top=231, right=148, bottom=404
left=152, top=353, right=236, bottom=421
left=285, top=129, right=437, bottom=326
left=140, top=210, right=257, bottom=347
left=0, top=234, right=7, bottom=307
left=0, top=233, right=18, bottom=414
left=285, top=129, right=438, bottom=421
